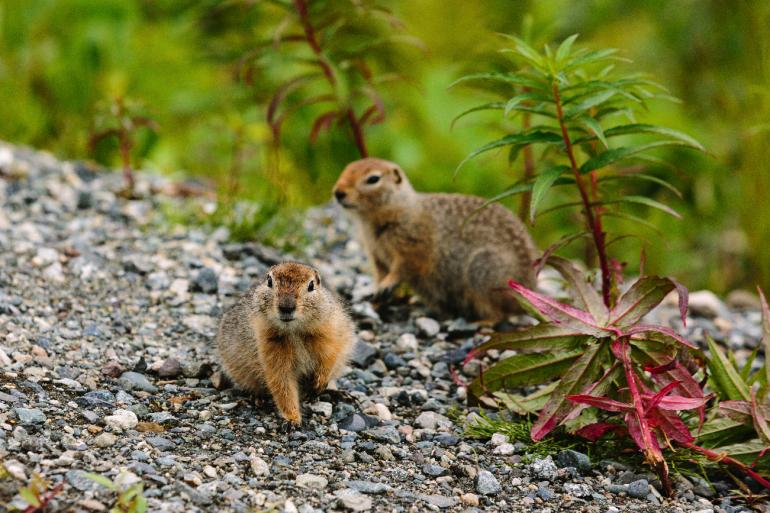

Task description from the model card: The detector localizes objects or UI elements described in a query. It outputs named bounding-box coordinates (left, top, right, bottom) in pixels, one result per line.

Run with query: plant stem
left=682, top=442, right=770, bottom=490
left=292, top=0, right=368, bottom=157
left=118, top=132, right=134, bottom=193
left=552, top=81, right=611, bottom=307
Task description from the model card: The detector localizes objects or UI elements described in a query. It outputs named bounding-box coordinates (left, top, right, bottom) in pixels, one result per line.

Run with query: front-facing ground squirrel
left=333, top=158, right=538, bottom=321
left=217, top=262, right=355, bottom=426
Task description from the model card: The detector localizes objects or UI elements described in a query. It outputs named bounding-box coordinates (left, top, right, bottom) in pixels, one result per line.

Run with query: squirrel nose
left=334, top=190, right=347, bottom=202
left=278, top=303, right=296, bottom=315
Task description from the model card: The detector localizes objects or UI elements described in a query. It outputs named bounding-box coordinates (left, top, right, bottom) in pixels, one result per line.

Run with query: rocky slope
left=0, top=142, right=764, bottom=512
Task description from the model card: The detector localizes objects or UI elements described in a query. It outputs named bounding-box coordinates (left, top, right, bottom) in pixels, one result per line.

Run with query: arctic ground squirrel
left=333, top=158, right=537, bottom=321
left=217, top=262, right=355, bottom=426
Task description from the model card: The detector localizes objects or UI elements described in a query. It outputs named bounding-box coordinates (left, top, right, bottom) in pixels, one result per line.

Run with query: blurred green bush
left=1, top=0, right=768, bottom=293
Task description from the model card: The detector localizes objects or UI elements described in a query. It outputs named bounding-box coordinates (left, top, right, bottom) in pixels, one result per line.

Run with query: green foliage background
left=1, top=0, right=769, bottom=293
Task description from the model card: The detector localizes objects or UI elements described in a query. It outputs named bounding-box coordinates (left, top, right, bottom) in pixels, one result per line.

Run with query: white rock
left=493, top=443, right=515, bottom=455
left=414, top=411, right=452, bottom=431
left=310, top=401, right=333, bottom=418
left=104, top=409, right=138, bottom=431
left=203, top=465, right=217, bottom=478
left=283, top=499, right=299, bottom=513
left=94, top=432, right=117, bottom=448
left=490, top=433, right=509, bottom=446
left=295, top=473, right=328, bottom=490
left=373, top=403, right=392, bottom=421
left=250, top=455, right=269, bottom=476
left=688, top=290, right=726, bottom=318
left=3, top=460, right=27, bottom=480
left=415, top=317, right=440, bottom=337
left=335, top=489, right=372, bottom=511
left=395, top=333, right=418, bottom=353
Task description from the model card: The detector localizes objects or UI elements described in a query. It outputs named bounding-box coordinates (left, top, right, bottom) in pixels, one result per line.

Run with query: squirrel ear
left=314, top=271, right=321, bottom=285
left=392, top=167, right=402, bottom=184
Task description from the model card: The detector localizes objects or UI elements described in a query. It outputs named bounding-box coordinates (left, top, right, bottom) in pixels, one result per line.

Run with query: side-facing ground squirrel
left=217, top=262, right=355, bottom=426
left=333, top=158, right=538, bottom=321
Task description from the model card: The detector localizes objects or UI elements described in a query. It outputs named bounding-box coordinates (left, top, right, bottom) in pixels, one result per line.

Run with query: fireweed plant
left=242, top=0, right=421, bottom=157
left=454, top=35, right=770, bottom=494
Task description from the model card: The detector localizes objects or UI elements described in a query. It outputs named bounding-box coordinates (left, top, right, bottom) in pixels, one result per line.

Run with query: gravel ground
left=0, top=142, right=767, bottom=513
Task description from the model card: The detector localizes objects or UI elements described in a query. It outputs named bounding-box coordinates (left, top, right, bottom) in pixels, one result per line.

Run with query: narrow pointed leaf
left=580, top=141, right=699, bottom=174
left=466, top=323, right=585, bottom=363
left=614, top=195, right=682, bottom=219
left=649, top=408, right=695, bottom=443
left=601, top=123, right=704, bottom=150
left=545, top=255, right=608, bottom=322
left=448, top=72, right=543, bottom=90
left=575, top=422, right=622, bottom=441
left=625, top=325, right=697, bottom=350
left=612, top=276, right=676, bottom=327
left=531, top=342, right=606, bottom=440
left=565, top=90, right=617, bottom=117
left=508, top=280, right=613, bottom=337
left=751, top=391, right=770, bottom=445
left=707, top=335, right=751, bottom=402
left=599, top=173, right=683, bottom=198
left=643, top=381, right=681, bottom=412
left=504, top=92, right=553, bottom=117
left=580, top=116, right=608, bottom=149
left=555, top=34, right=580, bottom=63
left=759, top=288, right=770, bottom=399
left=720, top=400, right=770, bottom=424
left=530, top=165, right=570, bottom=222
left=468, top=350, right=582, bottom=398
left=493, top=381, right=559, bottom=415
left=563, top=48, right=620, bottom=70
left=450, top=102, right=505, bottom=129
left=456, top=131, right=563, bottom=175
left=696, top=417, right=754, bottom=447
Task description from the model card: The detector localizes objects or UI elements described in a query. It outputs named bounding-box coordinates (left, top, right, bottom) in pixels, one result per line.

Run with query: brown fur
left=333, top=158, right=538, bottom=321
left=216, top=262, right=355, bottom=425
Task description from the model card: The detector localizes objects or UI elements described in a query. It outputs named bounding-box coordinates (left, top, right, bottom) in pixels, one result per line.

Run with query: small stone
left=250, top=455, right=269, bottom=476
left=422, top=464, right=449, bottom=477
left=157, top=357, right=183, bottom=378
left=146, top=436, right=176, bottom=451
left=118, top=371, right=158, bottom=393
left=14, top=408, right=46, bottom=425
left=372, top=403, right=392, bottom=421
left=688, top=290, right=726, bottom=318
left=3, top=460, right=27, bottom=481
left=335, top=489, right=372, bottom=511
left=415, top=317, right=440, bottom=338
left=726, top=289, right=761, bottom=310
left=339, top=413, right=377, bottom=432
left=192, top=267, right=218, bottom=294
left=476, top=469, right=501, bottom=495
left=493, top=443, right=515, bottom=455
left=202, top=465, right=217, bottom=478
left=460, top=493, right=479, bottom=506
left=101, top=360, right=125, bottom=378
left=295, top=473, right=328, bottom=490
left=627, top=479, right=650, bottom=499
left=447, top=318, right=477, bottom=338
left=490, top=433, right=509, bottom=446
left=395, top=333, right=418, bottom=353
left=350, top=340, right=378, bottom=368
left=105, top=409, right=138, bottom=430
left=530, top=456, right=558, bottom=480
left=345, top=481, right=390, bottom=494
left=94, top=432, right=117, bottom=448
left=310, top=401, right=333, bottom=418
left=419, top=494, right=458, bottom=508
left=366, top=425, right=400, bottom=444
left=537, top=485, right=555, bottom=501
left=414, top=411, right=452, bottom=430
left=555, top=449, right=591, bottom=472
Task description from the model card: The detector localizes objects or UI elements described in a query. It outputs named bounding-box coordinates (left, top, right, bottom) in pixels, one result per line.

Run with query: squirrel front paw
left=369, top=285, right=395, bottom=304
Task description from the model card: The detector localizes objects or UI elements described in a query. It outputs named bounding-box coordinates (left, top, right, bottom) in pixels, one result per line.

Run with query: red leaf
left=644, top=359, right=677, bottom=374
left=643, top=381, right=681, bottom=413
left=672, top=279, right=689, bottom=327
left=508, top=280, right=615, bottom=337
left=309, top=111, right=339, bottom=143
left=575, top=422, right=624, bottom=441
left=612, top=276, right=675, bottom=327
left=649, top=408, right=694, bottom=444
left=568, top=394, right=631, bottom=412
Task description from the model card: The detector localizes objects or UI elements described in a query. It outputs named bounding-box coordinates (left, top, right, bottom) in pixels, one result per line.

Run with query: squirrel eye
left=365, top=174, right=380, bottom=185
left=267, top=275, right=273, bottom=288
left=307, top=280, right=315, bottom=292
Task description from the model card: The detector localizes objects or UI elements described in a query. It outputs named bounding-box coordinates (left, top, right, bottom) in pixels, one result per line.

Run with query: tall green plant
left=242, top=0, right=421, bottom=157
left=456, top=35, right=769, bottom=494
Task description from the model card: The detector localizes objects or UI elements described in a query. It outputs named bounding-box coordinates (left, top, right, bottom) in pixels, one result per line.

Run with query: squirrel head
left=253, top=262, right=326, bottom=331
left=333, top=158, right=415, bottom=216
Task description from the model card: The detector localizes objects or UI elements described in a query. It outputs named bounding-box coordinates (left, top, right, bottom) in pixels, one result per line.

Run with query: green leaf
left=83, top=472, right=117, bottom=491
left=602, top=211, right=664, bottom=235
left=498, top=35, right=545, bottom=68
left=448, top=72, right=543, bottom=90
left=759, top=288, right=770, bottom=399
left=711, top=440, right=770, bottom=467
left=494, top=382, right=559, bottom=415
left=530, top=165, right=570, bottom=222
left=580, top=116, right=608, bottom=149
left=469, top=350, right=583, bottom=398
left=19, top=487, right=41, bottom=507
left=707, top=335, right=751, bottom=402
left=450, top=102, right=506, bottom=129
left=470, top=323, right=586, bottom=356
left=599, top=173, right=683, bottom=198
left=740, top=347, right=760, bottom=382
left=504, top=92, right=553, bottom=117
left=613, top=195, right=682, bottom=219
left=563, top=48, right=621, bottom=71
left=456, top=131, right=563, bottom=175
left=602, top=123, right=704, bottom=150
left=696, top=417, right=755, bottom=448
left=580, top=141, right=698, bottom=174
left=530, top=341, right=607, bottom=440
left=555, top=34, right=580, bottom=64
left=564, top=90, right=617, bottom=117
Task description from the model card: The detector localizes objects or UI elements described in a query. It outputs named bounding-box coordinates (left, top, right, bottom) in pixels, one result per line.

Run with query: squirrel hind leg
left=465, top=248, right=526, bottom=320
